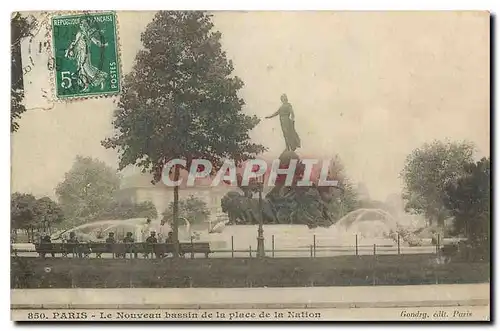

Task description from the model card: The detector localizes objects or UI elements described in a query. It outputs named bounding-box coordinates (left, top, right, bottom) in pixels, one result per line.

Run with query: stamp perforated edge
left=46, top=10, right=123, bottom=103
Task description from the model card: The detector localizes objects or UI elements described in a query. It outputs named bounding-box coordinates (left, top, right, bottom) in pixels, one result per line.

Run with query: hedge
left=11, top=254, right=490, bottom=289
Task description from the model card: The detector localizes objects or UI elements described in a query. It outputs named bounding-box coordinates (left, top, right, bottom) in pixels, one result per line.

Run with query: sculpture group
left=221, top=94, right=339, bottom=228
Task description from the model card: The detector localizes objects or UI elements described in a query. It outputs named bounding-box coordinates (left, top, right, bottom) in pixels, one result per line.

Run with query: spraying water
left=48, top=208, right=424, bottom=252
left=51, top=218, right=193, bottom=243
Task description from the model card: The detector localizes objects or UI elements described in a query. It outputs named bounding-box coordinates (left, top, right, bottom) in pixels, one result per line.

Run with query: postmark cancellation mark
left=51, top=12, right=120, bottom=99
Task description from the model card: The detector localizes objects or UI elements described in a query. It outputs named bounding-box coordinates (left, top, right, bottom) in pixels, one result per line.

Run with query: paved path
left=11, top=283, right=489, bottom=309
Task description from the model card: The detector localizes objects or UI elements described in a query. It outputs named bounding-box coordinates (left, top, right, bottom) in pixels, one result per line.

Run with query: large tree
left=11, top=12, right=36, bottom=132
left=162, top=195, right=210, bottom=225
left=444, top=157, right=490, bottom=260
left=400, top=140, right=475, bottom=227
left=11, top=193, right=64, bottom=241
left=102, top=11, right=266, bottom=255
left=33, top=196, right=65, bottom=233
left=55, top=156, right=121, bottom=224
left=11, top=193, right=38, bottom=241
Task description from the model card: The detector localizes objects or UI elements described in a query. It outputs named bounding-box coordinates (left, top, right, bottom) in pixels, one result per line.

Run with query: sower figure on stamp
left=265, top=94, right=301, bottom=152
left=65, top=19, right=108, bottom=91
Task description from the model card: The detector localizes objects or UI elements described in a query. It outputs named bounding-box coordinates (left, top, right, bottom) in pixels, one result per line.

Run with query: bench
left=136, top=243, right=177, bottom=259
left=134, top=242, right=212, bottom=258
left=34, top=242, right=140, bottom=258
left=34, top=242, right=212, bottom=259
left=35, top=243, right=84, bottom=258
left=87, top=243, right=117, bottom=258
left=179, top=242, right=211, bottom=258
left=85, top=243, right=137, bottom=258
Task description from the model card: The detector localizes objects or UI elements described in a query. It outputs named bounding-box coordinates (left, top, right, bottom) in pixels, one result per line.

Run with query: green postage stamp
left=51, top=12, right=120, bottom=99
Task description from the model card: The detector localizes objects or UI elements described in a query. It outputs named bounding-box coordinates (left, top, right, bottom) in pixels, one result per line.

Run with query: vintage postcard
left=10, top=11, right=490, bottom=321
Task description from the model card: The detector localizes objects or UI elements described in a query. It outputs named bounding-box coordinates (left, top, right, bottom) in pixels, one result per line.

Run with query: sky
left=11, top=11, right=490, bottom=201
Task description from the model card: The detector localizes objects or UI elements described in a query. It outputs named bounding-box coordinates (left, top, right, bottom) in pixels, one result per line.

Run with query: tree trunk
left=172, top=165, right=180, bottom=258
left=436, top=210, right=446, bottom=228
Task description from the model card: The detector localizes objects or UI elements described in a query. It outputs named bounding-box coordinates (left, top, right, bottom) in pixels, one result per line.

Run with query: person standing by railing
left=39, top=233, right=55, bottom=258
left=106, top=232, right=117, bottom=258
left=138, top=218, right=153, bottom=243
left=66, top=231, right=82, bottom=258
left=123, top=232, right=136, bottom=258
left=145, top=231, right=158, bottom=258
left=165, top=231, right=175, bottom=257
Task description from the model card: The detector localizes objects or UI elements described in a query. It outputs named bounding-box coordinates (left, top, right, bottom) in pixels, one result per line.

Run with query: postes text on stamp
left=51, top=12, right=120, bottom=99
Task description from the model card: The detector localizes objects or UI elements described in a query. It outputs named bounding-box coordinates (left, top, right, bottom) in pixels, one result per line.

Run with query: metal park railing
left=11, top=233, right=445, bottom=259
left=208, top=233, right=442, bottom=258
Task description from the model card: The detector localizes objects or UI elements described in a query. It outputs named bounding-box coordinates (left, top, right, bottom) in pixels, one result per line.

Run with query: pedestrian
left=123, top=232, right=136, bottom=258
left=144, top=231, right=158, bottom=258
left=106, top=232, right=117, bottom=258
left=66, top=231, right=82, bottom=258
left=40, top=233, right=55, bottom=258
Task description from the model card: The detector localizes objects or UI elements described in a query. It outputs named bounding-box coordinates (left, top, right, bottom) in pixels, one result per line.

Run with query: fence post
left=249, top=246, right=252, bottom=258
left=231, top=236, right=234, bottom=258
left=310, top=245, right=313, bottom=258
left=313, top=235, right=316, bottom=258
left=272, top=235, right=275, bottom=258
left=437, top=233, right=441, bottom=253
left=190, top=236, right=194, bottom=259
left=397, top=233, right=400, bottom=255
left=373, top=244, right=376, bottom=256
left=355, top=234, right=358, bottom=256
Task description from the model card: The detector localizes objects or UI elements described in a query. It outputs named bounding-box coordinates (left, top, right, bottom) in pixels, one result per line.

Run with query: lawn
left=11, top=254, right=490, bottom=288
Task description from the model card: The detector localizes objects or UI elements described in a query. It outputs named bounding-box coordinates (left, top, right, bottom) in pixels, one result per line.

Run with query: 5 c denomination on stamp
left=51, top=11, right=120, bottom=99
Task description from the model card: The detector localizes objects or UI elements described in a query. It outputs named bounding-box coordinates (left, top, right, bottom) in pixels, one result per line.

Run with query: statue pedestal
left=221, top=150, right=334, bottom=229
left=256, top=233, right=265, bottom=258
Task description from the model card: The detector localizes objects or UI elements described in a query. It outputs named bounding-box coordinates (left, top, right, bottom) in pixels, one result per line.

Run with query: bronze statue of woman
left=265, top=94, right=301, bottom=151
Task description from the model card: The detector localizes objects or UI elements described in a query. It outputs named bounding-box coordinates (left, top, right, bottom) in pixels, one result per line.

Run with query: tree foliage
left=11, top=193, right=38, bottom=231
left=97, top=200, right=158, bottom=221
left=55, top=156, right=121, bottom=223
left=102, top=11, right=266, bottom=253
left=34, top=196, right=65, bottom=231
left=325, top=155, right=359, bottom=221
left=444, top=157, right=490, bottom=259
left=11, top=193, right=64, bottom=241
left=162, top=195, right=210, bottom=225
left=400, top=140, right=475, bottom=226
left=55, top=156, right=160, bottom=224
left=11, top=12, right=36, bottom=132
left=102, top=11, right=265, bottom=179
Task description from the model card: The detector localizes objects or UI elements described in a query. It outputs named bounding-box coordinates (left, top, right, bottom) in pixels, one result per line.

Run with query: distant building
left=115, top=173, right=234, bottom=219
